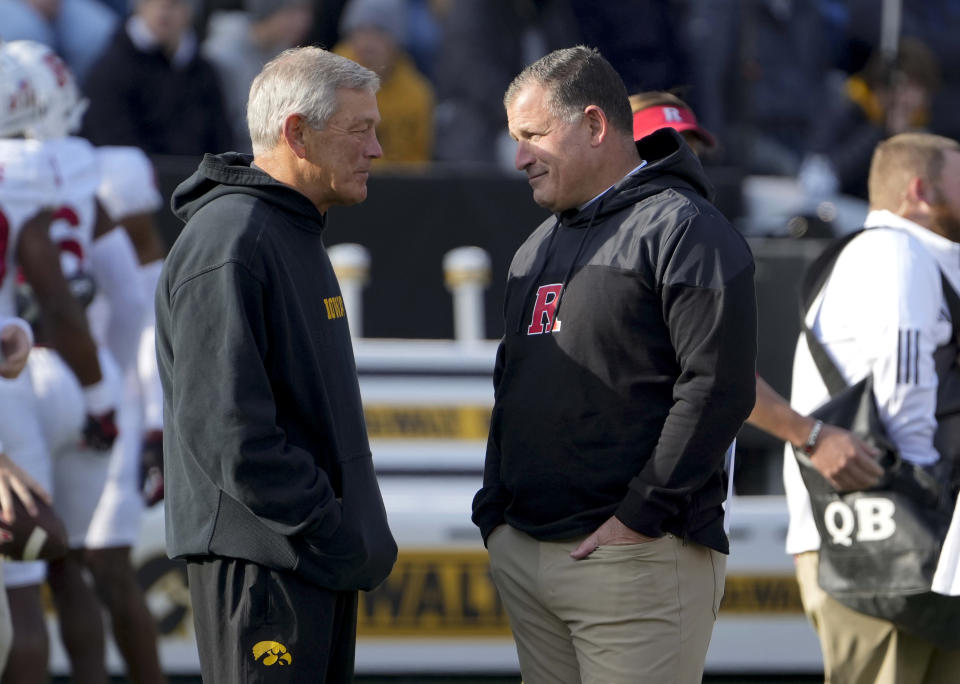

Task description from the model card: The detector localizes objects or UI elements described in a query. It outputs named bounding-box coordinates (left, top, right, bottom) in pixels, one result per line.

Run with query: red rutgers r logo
left=527, top=283, right=563, bottom=335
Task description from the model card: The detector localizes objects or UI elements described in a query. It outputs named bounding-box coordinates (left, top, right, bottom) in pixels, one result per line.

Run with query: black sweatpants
left=187, top=557, right=358, bottom=683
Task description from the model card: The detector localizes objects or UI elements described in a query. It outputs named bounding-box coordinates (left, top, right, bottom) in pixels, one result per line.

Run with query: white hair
left=247, top=46, right=380, bottom=156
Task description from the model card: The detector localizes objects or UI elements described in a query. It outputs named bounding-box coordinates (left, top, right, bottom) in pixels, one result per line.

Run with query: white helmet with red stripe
left=0, top=50, right=41, bottom=138
left=1, top=40, right=88, bottom=140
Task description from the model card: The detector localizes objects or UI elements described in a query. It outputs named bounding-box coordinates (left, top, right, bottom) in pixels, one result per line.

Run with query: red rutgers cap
left=632, top=104, right=716, bottom=149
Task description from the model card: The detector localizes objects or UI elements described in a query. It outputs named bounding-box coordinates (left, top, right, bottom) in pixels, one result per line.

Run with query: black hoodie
left=157, top=153, right=396, bottom=590
left=472, top=129, right=757, bottom=553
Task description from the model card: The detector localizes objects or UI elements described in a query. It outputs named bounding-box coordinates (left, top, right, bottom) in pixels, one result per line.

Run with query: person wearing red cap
left=630, top=91, right=717, bottom=158
left=630, top=89, right=895, bottom=682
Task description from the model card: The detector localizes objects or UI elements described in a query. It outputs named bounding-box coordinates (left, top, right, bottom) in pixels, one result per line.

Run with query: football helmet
left=1, top=41, right=88, bottom=140
left=0, top=51, right=41, bottom=138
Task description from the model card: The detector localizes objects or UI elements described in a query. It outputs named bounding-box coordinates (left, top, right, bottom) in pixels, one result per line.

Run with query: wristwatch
left=802, top=419, right=824, bottom=455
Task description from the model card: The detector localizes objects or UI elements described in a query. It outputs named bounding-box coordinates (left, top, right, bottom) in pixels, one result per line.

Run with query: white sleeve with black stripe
left=815, top=226, right=949, bottom=466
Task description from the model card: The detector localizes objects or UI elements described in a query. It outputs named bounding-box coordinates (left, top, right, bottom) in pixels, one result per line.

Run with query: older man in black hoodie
left=156, top=46, right=396, bottom=683
left=472, top=46, right=757, bottom=684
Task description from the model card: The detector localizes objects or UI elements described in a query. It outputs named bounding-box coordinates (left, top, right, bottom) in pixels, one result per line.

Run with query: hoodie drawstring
left=514, top=217, right=561, bottom=333
left=513, top=198, right=604, bottom=334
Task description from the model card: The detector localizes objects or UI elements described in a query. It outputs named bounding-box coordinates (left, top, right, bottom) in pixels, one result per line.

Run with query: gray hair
left=503, top=45, right=633, bottom=136
left=247, top=46, right=380, bottom=156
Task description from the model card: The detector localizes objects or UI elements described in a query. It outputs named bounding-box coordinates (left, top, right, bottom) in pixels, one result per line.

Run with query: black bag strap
left=799, top=230, right=866, bottom=397
left=941, top=272, right=960, bottom=345
left=800, top=229, right=960, bottom=397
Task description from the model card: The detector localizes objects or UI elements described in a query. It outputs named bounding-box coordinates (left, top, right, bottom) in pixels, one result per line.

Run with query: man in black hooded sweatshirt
left=156, top=46, right=397, bottom=683
left=472, top=46, right=757, bottom=684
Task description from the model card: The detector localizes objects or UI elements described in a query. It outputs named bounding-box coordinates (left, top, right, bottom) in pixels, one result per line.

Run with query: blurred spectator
left=81, top=0, right=233, bottom=156
left=404, top=0, right=445, bottom=82
left=0, top=0, right=118, bottom=82
left=568, top=0, right=687, bottom=95
left=432, top=0, right=579, bottom=165
left=303, top=0, right=346, bottom=50
left=683, top=0, right=837, bottom=176
left=432, top=0, right=689, bottom=166
left=800, top=37, right=940, bottom=201
left=202, top=0, right=313, bottom=152
left=628, top=90, right=717, bottom=159
left=846, top=0, right=960, bottom=142
left=629, top=88, right=747, bottom=224
left=333, top=0, right=434, bottom=163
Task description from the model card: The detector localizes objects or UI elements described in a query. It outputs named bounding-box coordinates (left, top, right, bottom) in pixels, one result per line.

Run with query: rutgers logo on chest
left=527, top=283, right=563, bottom=335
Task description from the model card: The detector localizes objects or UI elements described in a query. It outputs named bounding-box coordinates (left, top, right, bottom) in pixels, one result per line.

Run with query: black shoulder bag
left=794, top=229, right=960, bottom=649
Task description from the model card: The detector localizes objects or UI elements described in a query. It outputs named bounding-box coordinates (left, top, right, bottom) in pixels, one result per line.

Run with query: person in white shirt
left=784, top=132, right=960, bottom=684
left=2, top=39, right=165, bottom=684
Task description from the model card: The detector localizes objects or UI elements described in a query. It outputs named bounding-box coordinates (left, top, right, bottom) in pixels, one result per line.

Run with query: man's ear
left=282, top=113, right=309, bottom=159
left=908, top=175, right=938, bottom=208
left=583, top=105, right=608, bottom=147
left=898, top=175, right=937, bottom=221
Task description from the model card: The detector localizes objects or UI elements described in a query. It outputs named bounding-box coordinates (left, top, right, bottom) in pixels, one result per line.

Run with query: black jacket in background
left=157, top=153, right=396, bottom=591
left=81, top=27, right=233, bottom=156
left=472, top=129, right=757, bottom=554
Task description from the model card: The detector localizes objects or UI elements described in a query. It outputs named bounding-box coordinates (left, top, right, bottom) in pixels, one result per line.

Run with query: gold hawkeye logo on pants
left=252, top=641, right=292, bottom=666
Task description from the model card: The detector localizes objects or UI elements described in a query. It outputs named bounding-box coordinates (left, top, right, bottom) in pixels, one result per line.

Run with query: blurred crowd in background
left=2, top=0, right=957, bottom=212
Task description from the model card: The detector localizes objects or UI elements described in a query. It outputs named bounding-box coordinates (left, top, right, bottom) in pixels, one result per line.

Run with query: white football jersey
left=95, top=146, right=162, bottom=221
left=0, top=138, right=60, bottom=320
left=43, top=136, right=100, bottom=283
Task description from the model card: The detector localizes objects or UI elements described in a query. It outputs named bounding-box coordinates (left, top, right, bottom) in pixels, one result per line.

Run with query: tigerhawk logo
left=252, top=641, right=292, bottom=666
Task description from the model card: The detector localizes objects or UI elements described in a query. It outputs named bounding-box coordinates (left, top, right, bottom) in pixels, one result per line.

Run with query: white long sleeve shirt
left=784, top=210, right=960, bottom=555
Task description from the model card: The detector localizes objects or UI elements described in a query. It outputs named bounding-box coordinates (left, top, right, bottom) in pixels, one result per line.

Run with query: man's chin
left=531, top=191, right=556, bottom=212
left=334, top=187, right=368, bottom=207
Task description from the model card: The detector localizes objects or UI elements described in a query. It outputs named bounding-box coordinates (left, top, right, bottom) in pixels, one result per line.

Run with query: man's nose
left=367, top=131, right=383, bottom=158
left=515, top=141, right=533, bottom=171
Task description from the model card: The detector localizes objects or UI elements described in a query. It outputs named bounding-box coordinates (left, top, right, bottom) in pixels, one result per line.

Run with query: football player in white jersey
left=95, top=145, right=166, bottom=508
left=0, top=49, right=121, bottom=682
left=0, top=313, right=55, bottom=674
left=2, top=41, right=165, bottom=684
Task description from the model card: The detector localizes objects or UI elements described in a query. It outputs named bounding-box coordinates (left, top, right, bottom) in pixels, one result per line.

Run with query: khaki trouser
left=795, top=551, right=960, bottom=684
left=487, top=525, right=725, bottom=684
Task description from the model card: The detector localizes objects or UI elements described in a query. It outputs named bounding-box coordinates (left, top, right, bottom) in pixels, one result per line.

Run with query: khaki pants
left=487, top=525, right=725, bottom=684
left=795, top=551, right=960, bottom=684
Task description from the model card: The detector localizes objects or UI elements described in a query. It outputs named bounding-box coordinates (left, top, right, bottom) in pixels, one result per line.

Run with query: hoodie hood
left=170, top=152, right=326, bottom=230
left=559, top=127, right=714, bottom=229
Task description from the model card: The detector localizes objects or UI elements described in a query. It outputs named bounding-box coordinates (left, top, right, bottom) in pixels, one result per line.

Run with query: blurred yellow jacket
left=334, top=42, right=435, bottom=163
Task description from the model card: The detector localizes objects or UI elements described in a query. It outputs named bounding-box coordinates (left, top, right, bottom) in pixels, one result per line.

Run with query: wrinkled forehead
left=328, top=87, right=380, bottom=126
left=507, top=84, right=557, bottom=127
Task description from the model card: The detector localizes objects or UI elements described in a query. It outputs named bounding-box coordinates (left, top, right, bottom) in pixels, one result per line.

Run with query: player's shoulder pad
left=45, top=136, right=99, bottom=200
left=96, top=145, right=163, bottom=221
left=0, top=138, right=60, bottom=206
